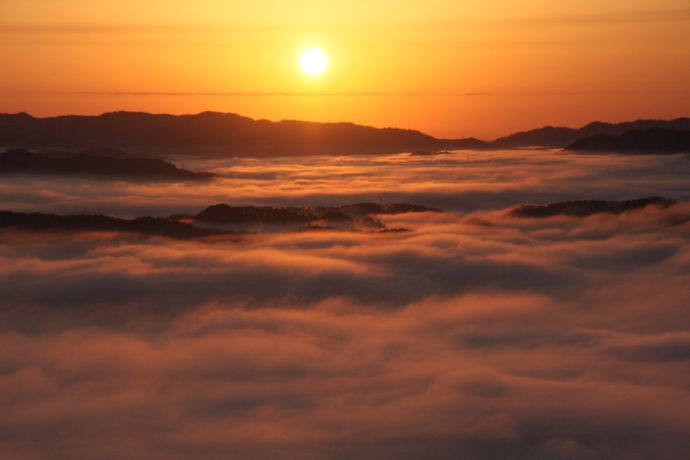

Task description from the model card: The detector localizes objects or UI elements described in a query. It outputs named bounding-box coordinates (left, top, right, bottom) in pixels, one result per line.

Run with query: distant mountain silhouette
left=494, top=118, right=690, bottom=149
left=0, top=202, right=439, bottom=237
left=0, top=211, right=219, bottom=239
left=510, top=197, right=676, bottom=218
left=565, top=128, right=690, bottom=154
left=194, top=202, right=440, bottom=231
left=0, top=148, right=215, bottom=180
left=3, top=111, right=688, bottom=155
left=0, top=112, right=494, bottom=157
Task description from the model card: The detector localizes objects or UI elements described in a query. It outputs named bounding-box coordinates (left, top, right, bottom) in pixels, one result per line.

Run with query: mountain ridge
left=494, top=117, right=690, bottom=149
left=0, top=111, right=493, bottom=157
left=565, top=128, right=690, bottom=154
left=0, top=148, right=215, bottom=180
left=510, top=197, right=677, bottom=218
left=0, top=202, right=440, bottom=237
left=1, top=111, right=688, bottom=156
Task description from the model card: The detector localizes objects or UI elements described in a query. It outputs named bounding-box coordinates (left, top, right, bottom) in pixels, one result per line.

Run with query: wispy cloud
left=520, top=7, right=690, bottom=26
left=57, top=89, right=688, bottom=99
left=1, top=9, right=688, bottom=35
left=72, top=90, right=496, bottom=97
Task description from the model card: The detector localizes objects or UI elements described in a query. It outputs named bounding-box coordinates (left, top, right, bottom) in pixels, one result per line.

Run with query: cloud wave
left=1, top=150, right=690, bottom=459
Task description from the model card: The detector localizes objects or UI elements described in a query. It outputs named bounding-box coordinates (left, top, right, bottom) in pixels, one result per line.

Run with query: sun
left=300, top=48, right=328, bottom=76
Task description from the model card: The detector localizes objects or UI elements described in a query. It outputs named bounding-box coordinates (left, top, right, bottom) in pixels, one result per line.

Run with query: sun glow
left=299, top=48, right=328, bottom=76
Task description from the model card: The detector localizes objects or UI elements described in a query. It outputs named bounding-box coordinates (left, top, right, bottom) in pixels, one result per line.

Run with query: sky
left=1, top=0, right=689, bottom=138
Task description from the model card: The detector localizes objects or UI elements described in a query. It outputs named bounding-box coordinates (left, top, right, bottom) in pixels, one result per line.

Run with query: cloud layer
left=1, top=150, right=690, bottom=459
left=2, top=149, right=689, bottom=217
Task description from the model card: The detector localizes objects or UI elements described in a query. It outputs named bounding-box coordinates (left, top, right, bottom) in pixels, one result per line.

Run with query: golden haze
left=0, top=0, right=689, bottom=138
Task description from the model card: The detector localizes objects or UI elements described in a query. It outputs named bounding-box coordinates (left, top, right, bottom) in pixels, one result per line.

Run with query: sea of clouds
left=1, top=150, right=689, bottom=459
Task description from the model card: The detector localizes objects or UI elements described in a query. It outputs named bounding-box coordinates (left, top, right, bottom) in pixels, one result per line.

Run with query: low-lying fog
left=1, top=149, right=689, bottom=459
left=2, top=149, right=689, bottom=216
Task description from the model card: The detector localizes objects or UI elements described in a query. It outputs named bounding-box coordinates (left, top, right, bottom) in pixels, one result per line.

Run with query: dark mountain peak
left=0, top=148, right=215, bottom=180
left=493, top=126, right=579, bottom=149
left=194, top=202, right=440, bottom=231
left=0, top=111, right=491, bottom=157
left=0, top=200, right=441, bottom=238
left=510, top=197, right=676, bottom=218
left=566, top=128, right=690, bottom=154
left=92, top=111, right=250, bottom=125
left=0, top=210, right=218, bottom=239
left=581, top=121, right=612, bottom=130
left=1, top=111, right=35, bottom=120
left=98, top=110, right=152, bottom=118
left=191, top=111, right=252, bottom=121
left=197, top=110, right=233, bottom=117
left=495, top=118, right=690, bottom=149
left=2, top=111, right=687, bottom=154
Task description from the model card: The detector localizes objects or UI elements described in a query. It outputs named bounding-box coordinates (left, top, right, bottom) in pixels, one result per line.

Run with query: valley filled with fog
left=1, top=149, right=690, bottom=459
left=3, top=149, right=690, bottom=216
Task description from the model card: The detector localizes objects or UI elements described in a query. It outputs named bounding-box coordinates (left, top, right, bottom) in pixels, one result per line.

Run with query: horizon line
left=72, top=91, right=496, bottom=97
left=2, top=110, right=687, bottom=142
left=54, top=89, right=690, bottom=98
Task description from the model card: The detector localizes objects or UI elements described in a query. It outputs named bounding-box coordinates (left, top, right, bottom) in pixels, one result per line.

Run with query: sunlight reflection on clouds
left=1, top=151, right=689, bottom=459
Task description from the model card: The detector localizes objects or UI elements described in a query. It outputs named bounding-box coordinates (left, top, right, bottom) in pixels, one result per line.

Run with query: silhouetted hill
left=565, top=128, right=690, bottom=154
left=195, top=202, right=439, bottom=223
left=494, top=126, right=577, bottom=149
left=0, top=112, right=494, bottom=157
left=0, top=211, right=219, bottom=239
left=510, top=197, right=676, bottom=218
left=0, top=201, right=439, bottom=237
left=0, top=148, right=215, bottom=180
left=494, top=118, right=690, bottom=149
left=194, top=202, right=439, bottom=230
left=4, top=111, right=687, bottom=154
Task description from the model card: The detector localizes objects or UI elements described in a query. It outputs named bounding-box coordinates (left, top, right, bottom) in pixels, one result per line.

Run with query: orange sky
left=1, top=0, right=689, bottom=138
